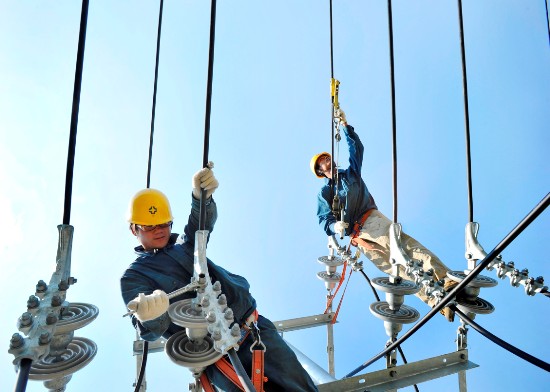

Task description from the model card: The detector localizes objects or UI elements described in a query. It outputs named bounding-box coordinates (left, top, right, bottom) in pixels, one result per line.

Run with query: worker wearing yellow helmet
left=311, top=107, right=458, bottom=321
left=121, top=166, right=317, bottom=391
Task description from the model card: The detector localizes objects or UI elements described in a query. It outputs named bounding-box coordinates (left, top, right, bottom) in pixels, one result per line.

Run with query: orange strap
left=348, top=209, right=374, bottom=249
left=214, top=357, right=246, bottom=391
left=251, top=349, right=266, bottom=391
left=199, top=373, right=217, bottom=392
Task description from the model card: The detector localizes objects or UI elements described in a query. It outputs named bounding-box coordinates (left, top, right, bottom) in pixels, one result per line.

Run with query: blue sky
left=1, top=1, right=548, bottom=391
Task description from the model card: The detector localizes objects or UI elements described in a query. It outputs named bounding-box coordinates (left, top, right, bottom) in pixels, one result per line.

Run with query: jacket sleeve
left=183, top=194, right=218, bottom=245
left=317, top=186, right=337, bottom=236
left=120, top=269, right=171, bottom=341
left=343, top=124, right=364, bottom=176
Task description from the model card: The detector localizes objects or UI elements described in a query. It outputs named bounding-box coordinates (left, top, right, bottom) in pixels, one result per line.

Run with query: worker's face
left=316, top=155, right=332, bottom=178
left=131, top=222, right=172, bottom=250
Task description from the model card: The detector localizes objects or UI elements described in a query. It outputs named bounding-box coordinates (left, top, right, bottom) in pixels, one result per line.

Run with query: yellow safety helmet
left=310, top=152, right=331, bottom=178
left=127, top=188, right=174, bottom=225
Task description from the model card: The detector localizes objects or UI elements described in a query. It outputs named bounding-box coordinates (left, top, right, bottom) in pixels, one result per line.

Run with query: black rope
left=196, top=3, right=254, bottom=388
left=345, top=192, right=549, bottom=378
left=329, top=0, right=337, bottom=208
left=133, top=341, right=149, bottom=392
left=545, top=0, right=550, bottom=46
left=387, top=0, right=398, bottom=223
left=358, top=270, right=420, bottom=392
left=146, top=0, right=164, bottom=189
left=457, top=0, right=474, bottom=223
left=451, top=305, right=550, bottom=372
left=62, top=0, right=89, bottom=225
left=228, top=348, right=256, bottom=392
left=199, top=0, right=217, bottom=230
left=13, top=358, right=32, bottom=392
left=135, top=2, right=164, bottom=390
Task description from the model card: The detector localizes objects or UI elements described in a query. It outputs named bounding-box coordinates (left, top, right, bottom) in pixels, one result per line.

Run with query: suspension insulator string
left=457, top=0, right=474, bottom=223
left=14, top=2, right=89, bottom=391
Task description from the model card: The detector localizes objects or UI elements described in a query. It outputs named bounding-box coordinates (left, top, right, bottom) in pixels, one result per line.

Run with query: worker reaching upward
left=121, top=167, right=317, bottom=391
left=311, top=108, right=457, bottom=321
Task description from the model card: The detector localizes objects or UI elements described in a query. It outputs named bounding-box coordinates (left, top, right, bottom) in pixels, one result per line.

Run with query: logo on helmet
left=149, top=206, right=157, bottom=215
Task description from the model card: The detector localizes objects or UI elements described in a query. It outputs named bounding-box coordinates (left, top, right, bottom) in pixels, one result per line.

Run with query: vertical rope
left=457, top=0, right=474, bottom=223
left=146, top=0, right=164, bottom=189
left=329, top=0, right=336, bottom=199
left=136, top=2, right=164, bottom=390
left=387, top=0, right=398, bottom=223
left=62, top=0, right=89, bottom=225
left=199, top=0, right=217, bottom=230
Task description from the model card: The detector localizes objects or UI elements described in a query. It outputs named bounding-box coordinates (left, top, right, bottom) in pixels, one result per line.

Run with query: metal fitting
left=46, top=312, right=58, bottom=325
left=51, top=295, right=63, bottom=307
left=18, top=312, right=33, bottom=327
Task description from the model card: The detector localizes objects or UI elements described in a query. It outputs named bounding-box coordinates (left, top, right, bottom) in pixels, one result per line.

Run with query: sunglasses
left=136, top=221, right=173, bottom=232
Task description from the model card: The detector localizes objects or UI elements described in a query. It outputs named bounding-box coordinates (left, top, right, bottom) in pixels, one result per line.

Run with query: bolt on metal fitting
left=39, top=332, right=51, bottom=345
left=224, top=309, right=234, bottom=321
left=46, top=313, right=58, bottom=325
left=10, top=333, right=25, bottom=349
left=231, top=324, right=241, bottom=337
left=206, top=312, right=216, bottom=323
left=58, top=280, right=69, bottom=291
left=36, top=280, right=47, bottom=293
left=27, top=295, right=39, bottom=309
left=51, top=295, right=62, bottom=307
left=211, top=330, right=222, bottom=341
left=19, top=312, right=33, bottom=327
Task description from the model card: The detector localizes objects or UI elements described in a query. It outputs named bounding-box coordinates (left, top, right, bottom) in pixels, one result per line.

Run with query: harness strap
left=214, top=357, right=245, bottom=391
left=251, top=349, right=266, bottom=391
left=348, top=209, right=375, bottom=249
left=199, top=373, right=216, bottom=392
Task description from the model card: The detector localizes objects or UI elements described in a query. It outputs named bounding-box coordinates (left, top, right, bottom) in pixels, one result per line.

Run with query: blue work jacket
left=317, top=124, right=378, bottom=236
left=120, top=196, right=256, bottom=341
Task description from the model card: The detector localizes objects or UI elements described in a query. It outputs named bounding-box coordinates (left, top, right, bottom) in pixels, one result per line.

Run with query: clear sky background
left=1, top=1, right=549, bottom=391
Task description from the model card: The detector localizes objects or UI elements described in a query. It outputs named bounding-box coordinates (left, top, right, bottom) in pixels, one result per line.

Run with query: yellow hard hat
left=310, top=152, right=331, bottom=178
left=127, top=188, right=174, bottom=225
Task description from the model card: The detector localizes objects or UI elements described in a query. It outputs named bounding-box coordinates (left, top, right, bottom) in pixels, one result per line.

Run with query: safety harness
left=200, top=309, right=267, bottom=391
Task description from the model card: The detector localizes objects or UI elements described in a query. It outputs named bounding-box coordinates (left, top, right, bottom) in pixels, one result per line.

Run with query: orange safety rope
left=324, top=209, right=374, bottom=320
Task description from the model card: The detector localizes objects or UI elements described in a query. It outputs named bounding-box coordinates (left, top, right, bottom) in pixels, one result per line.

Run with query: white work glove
left=127, top=290, right=169, bottom=322
left=334, top=108, right=347, bottom=125
left=192, top=164, right=219, bottom=199
left=334, top=221, right=349, bottom=237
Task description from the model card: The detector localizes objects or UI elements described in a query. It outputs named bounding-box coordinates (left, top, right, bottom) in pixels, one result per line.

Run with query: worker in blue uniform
left=311, top=108, right=456, bottom=321
left=121, top=167, right=318, bottom=391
